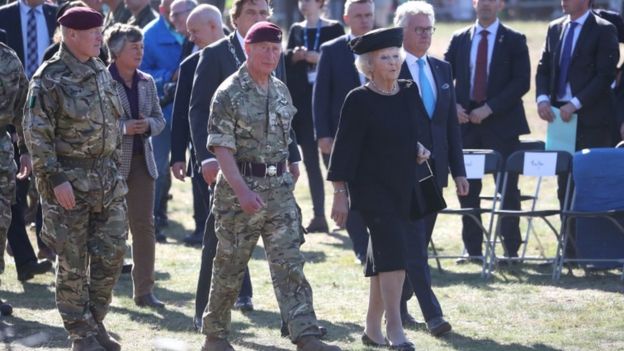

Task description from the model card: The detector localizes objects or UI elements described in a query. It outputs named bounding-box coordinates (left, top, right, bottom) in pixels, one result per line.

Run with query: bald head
left=186, top=4, right=224, bottom=49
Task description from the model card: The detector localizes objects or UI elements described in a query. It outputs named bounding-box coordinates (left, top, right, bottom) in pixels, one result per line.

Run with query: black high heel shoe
left=361, top=333, right=386, bottom=348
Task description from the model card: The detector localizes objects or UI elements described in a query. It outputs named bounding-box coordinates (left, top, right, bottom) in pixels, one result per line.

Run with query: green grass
left=2, top=20, right=624, bottom=351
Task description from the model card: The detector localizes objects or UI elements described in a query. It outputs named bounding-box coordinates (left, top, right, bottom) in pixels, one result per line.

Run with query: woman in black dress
left=285, top=0, right=344, bottom=233
left=327, top=28, right=430, bottom=351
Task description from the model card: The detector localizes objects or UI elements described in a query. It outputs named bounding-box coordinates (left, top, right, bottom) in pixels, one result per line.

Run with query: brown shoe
left=201, top=336, right=235, bottom=351
left=71, top=335, right=106, bottom=351
left=95, top=322, right=121, bottom=351
left=296, top=336, right=341, bottom=351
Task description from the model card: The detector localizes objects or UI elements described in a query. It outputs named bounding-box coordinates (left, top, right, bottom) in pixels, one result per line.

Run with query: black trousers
left=321, top=153, right=368, bottom=259
left=294, top=114, right=325, bottom=218
left=7, top=176, right=38, bottom=273
left=401, top=213, right=443, bottom=322
left=458, top=126, right=522, bottom=256
left=191, top=172, right=207, bottom=235
left=194, top=172, right=252, bottom=320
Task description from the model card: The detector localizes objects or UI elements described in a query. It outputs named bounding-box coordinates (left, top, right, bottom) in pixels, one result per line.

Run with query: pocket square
left=441, top=83, right=450, bottom=90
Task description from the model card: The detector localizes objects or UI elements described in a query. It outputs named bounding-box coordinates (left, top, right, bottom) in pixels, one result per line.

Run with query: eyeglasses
left=414, top=27, right=435, bottom=35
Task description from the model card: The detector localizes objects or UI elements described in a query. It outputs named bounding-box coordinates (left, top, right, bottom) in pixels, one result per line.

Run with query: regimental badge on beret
left=245, top=21, right=282, bottom=44
left=58, top=7, right=103, bottom=30
left=349, top=27, right=404, bottom=55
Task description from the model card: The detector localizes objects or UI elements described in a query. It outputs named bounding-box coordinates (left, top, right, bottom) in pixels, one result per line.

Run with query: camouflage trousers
left=40, top=178, right=127, bottom=339
left=203, top=173, right=322, bottom=342
left=0, top=134, right=16, bottom=277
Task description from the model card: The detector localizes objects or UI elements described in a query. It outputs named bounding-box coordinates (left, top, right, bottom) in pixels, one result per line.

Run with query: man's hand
left=237, top=187, right=265, bottom=214
left=468, top=104, right=492, bottom=124
left=318, top=137, right=333, bottom=155
left=537, top=101, right=555, bottom=122
left=416, top=142, right=431, bottom=165
left=457, top=104, right=469, bottom=124
left=171, top=161, right=186, bottom=181
left=289, top=163, right=300, bottom=184
left=201, top=161, right=220, bottom=185
left=560, top=102, right=576, bottom=122
left=454, top=176, right=469, bottom=196
left=292, top=47, right=307, bottom=62
left=17, top=154, right=32, bottom=180
left=125, top=119, right=149, bottom=135
left=54, top=181, right=75, bottom=210
left=305, top=51, right=320, bottom=64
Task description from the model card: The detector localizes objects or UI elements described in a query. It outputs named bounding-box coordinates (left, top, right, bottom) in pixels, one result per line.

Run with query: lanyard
left=303, top=19, right=322, bottom=52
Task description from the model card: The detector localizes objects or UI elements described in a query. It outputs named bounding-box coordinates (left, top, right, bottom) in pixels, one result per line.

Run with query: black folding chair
left=432, top=149, right=503, bottom=277
left=487, top=150, right=573, bottom=276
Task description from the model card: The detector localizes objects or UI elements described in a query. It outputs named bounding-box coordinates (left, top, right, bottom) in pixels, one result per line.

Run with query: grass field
left=1, top=20, right=624, bottom=351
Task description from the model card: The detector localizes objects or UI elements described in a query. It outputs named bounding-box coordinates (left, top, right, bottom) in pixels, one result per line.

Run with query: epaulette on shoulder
left=32, top=58, right=64, bottom=90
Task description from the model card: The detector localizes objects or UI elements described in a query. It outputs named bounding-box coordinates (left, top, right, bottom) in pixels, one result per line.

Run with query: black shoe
left=233, top=296, right=253, bottom=312
left=183, top=231, right=204, bottom=246
left=134, top=293, right=165, bottom=308
left=388, top=341, right=415, bottom=351
left=427, top=317, right=452, bottom=337
left=305, top=217, right=329, bottom=233
left=0, top=299, right=13, bottom=316
left=121, top=263, right=133, bottom=274
left=401, top=311, right=423, bottom=328
left=17, top=260, right=52, bottom=281
left=155, top=230, right=167, bottom=243
left=361, top=333, right=386, bottom=347
left=193, top=315, right=203, bottom=332
left=455, top=255, right=483, bottom=265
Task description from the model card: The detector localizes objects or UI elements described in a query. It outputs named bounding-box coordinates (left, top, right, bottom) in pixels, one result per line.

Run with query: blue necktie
left=417, top=58, right=435, bottom=119
left=557, top=21, right=578, bottom=99
left=26, top=8, right=38, bottom=78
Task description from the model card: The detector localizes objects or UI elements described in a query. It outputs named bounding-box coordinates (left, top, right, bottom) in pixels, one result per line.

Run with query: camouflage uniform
left=204, top=65, right=323, bottom=342
left=23, top=44, right=128, bottom=339
left=0, top=43, right=28, bottom=277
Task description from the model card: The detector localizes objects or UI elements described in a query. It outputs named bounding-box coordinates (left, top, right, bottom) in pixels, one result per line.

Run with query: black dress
left=327, top=81, right=424, bottom=276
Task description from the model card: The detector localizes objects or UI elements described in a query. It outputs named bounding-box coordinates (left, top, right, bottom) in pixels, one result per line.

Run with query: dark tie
left=472, top=30, right=489, bottom=103
left=557, top=21, right=578, bottom=99
left=26, top=8, right=38, bottom=78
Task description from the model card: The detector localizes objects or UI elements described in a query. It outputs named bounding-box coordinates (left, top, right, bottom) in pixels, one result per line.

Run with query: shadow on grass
left=440, top=331, right=564, bottom=351
left=250, top=244, right=328, bottom=264
left=1, top=282, right=55, bottom=311
left=1, top=317, right=69, bottom=349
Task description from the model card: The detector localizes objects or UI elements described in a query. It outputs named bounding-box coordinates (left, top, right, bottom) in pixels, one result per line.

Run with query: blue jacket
left=140, top=15, right=182, bottom=122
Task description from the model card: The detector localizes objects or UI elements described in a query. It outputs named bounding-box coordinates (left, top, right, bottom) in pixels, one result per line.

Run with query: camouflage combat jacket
left=0, top=42, right=28, bottom=153
left=23, top=44, right=124, bottom=192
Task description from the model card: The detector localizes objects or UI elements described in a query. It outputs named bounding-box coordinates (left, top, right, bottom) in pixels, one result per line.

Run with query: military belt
left=58, top=156, right=109, bottom=169
left=237, top=160, right=286, bottom=177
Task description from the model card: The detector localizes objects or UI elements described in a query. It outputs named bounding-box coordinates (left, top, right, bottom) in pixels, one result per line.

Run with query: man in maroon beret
left=200, top=21, right=342, bottom=351
left=23, top=5, right=128, bottom=351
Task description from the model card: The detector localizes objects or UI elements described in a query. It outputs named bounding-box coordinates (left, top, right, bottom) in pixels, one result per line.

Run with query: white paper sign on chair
left=464, top=154, right=486, bottom=179
left=523, top=152, right=557, bottom=176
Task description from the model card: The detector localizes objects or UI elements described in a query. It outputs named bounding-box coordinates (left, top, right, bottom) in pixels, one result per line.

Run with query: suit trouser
left=458, top=127, right=522, bottom=256
left=401, top=213, right=443, bottom=322
left=321, top=153, right=368, bottom=259
left=194, top=176, right=252, bottom=320
left=294, top=117, right=325, bottom=218
left=153, top=122, right=171, bottom=227
left=126, top=155, right=156, bottom=297
left=7, top=176, right=39, bottom=272
left=191, top=171, right=207, bottom=235
left=557, top=125, right=613, bottom=258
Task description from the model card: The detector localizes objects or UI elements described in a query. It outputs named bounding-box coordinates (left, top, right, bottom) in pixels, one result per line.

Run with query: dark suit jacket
left=536, top=12, right=619, bottom=131
left=188, top=32, right=298, bottom=164
left=171, top=50, right=199, bottom=174
left=444, top=22, right=530, bottom=140
left=0, top=1, right=57, bottom=63
left=312, top=34, right=361, bottom=140
left=0, top=28, right=6, bottom=44
left=399, top=56, right=465, bottom=188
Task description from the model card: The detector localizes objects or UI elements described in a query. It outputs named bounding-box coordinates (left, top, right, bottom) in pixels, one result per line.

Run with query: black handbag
left=410, top=160, right=447, bottom=220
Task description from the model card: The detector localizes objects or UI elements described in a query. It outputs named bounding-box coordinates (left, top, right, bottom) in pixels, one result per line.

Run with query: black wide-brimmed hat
left=348, top=27, right=403, bottom=55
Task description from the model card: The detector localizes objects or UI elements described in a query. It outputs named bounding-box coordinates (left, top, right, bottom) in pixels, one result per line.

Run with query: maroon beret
left=58, top=7, right=103, bottom=30
left=244, top=21, right=282, bottom=44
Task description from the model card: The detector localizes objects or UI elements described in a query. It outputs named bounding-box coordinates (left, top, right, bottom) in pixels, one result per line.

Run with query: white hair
left=354, top=48, right=406, bottom=80
left=394, top=0, right=435, bottom=28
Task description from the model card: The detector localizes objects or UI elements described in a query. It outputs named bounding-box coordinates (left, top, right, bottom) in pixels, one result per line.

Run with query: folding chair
left=432, top=149, right=503, bottom=277
left=553, top=148, right=624, bottom=280
left=487, top=150, right=573, bottom=276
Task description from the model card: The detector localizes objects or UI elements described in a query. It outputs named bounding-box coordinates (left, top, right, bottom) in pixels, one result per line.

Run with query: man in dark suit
left=312, top=0, right=374, bottom=264
left=535, top=0, right=619, bottom=256
left=0, top=0, right=56, bottom=77
left=395, top=1, right=467, bottom=337
left=188, top=0, right=301, bottom=330
left=444, top=0, right=530, bottom=260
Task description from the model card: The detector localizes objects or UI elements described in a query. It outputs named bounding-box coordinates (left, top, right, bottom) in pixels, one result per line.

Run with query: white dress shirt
left=18, top=0, right=50, bottom=69
left=404, top=51, right=437, bottom=101
left=536, top=10, right=591, bottom=110
left=469, top=19, right=499, bottom=100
